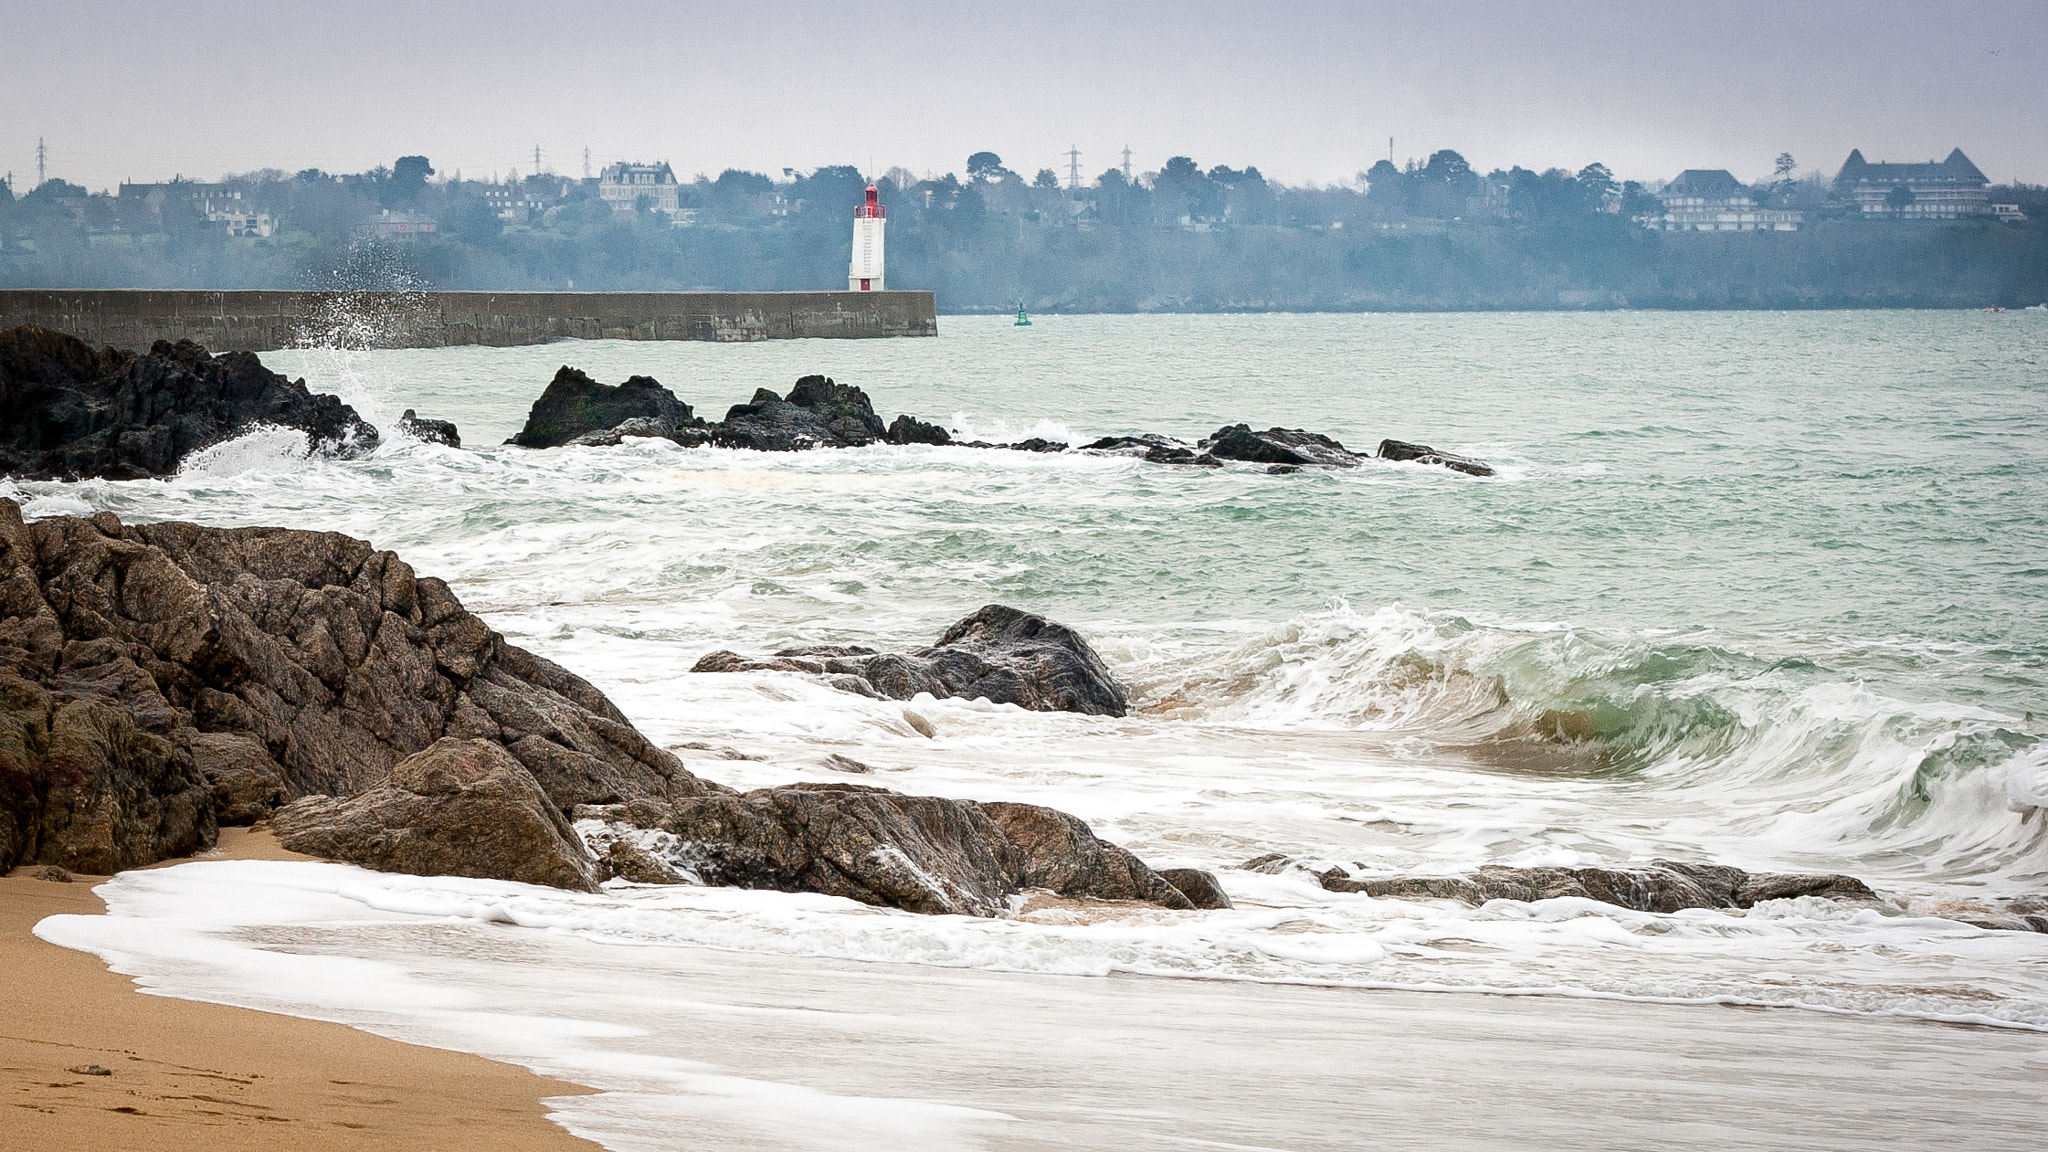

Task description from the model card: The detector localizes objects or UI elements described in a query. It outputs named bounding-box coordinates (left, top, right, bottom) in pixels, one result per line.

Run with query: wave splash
left=1119, top=602, right=2048, bottom=886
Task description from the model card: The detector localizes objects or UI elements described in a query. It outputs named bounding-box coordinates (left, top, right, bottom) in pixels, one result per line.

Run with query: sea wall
left=0, top=289, right=937, bottom=352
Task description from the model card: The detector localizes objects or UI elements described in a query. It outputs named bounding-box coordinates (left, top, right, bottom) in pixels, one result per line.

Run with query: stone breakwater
left=0, top=289, right=938, bottom=353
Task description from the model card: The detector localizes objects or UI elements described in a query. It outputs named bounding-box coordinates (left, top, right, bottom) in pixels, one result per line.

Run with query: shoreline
left=1, top=827, right=601, bottom=1152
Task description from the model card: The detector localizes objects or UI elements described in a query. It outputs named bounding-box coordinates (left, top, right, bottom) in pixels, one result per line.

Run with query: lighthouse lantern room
left=849, top=184, right=886, bottom=291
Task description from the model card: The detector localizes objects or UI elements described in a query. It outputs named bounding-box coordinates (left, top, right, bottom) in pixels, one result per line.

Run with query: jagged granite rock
left=183, top=730, right=288, bottom=825
left=885, top=414, right=951, bottom=446
left=0, top=324, right=379, bottom=480
left=0, top=498, right=715, bottom=874
left=274, top=737, right=602, bottom=892
left=1377, top=438, right=1496, bottom=477
left=1246, top=854, right=1878, bottom=914
left=1202, top=425, right=1362, bottom=468
left=579, top=784, right=1192, bottom=917
left=508, top=368, right=700, bottom=448
left=692, top=604, right=1130, bottom=717
left=714, top=375, right=888, bottom=451
left=397, top=409, right=460, bottom=448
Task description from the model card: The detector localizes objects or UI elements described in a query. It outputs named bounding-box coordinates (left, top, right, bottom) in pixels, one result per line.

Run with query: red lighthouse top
left=856, top=184, right=885, bottom=219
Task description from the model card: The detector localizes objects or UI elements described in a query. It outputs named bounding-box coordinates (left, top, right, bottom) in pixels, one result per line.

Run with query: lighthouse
left=848, top=184, right=886, bottom=291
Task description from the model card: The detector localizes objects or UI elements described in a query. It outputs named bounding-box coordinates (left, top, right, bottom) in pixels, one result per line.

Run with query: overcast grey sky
left=4, top=0, right=2044, bottom=193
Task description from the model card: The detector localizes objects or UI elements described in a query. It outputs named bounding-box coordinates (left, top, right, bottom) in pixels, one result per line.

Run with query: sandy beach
left=1, top=828, right=596, bottom=1152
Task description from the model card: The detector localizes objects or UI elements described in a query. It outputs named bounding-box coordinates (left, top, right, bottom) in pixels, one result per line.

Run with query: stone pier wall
left=0, top=289, right=937, bottom=352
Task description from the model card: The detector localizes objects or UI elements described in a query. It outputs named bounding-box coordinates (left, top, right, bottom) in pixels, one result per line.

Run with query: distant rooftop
left=1835, top=149, right=1988, bottom=188
left=1663, top=169, right=1746, bottom=197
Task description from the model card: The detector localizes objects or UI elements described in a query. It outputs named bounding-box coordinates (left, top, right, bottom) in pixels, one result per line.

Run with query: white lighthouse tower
left=848, top=184, right=886, bottom=291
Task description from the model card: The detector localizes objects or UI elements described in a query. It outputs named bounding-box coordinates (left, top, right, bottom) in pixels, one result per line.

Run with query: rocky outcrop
left=692, top=604, right=1130, bottom=717
left=0, top=325, right=378, bottom=480
left=576, top=784, right=1192, bottom=916
left=0, top=501, right=1196, bottom=918
left=714, top=375, right=888, bottom=451
left=274, top=737, right=603, bottom=892
left=1377, top=438, right=1496, bottom=477
left=1202, top=425, right=1362, bottom=468
left=885, top=415, right=951, bottom=445
left=1247, top=854, right=1879, bottom=914
left=507, top=368, right=700, bottom=448
left=0, top=498, right=713, bottom=875
left=397, top=409, right=460, bottom=448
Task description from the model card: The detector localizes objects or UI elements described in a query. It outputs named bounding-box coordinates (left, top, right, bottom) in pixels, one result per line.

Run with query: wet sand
left=0, top=828, right=597, bottom=1151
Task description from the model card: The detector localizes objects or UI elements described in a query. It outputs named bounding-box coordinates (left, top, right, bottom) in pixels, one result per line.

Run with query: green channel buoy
left=1014, top=300, right=1032, bottom=326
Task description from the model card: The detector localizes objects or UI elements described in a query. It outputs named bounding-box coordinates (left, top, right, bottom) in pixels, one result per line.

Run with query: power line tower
left=36, top=137, right=47, bottom=186
left=1120, top=145, right=1132, bottom=182
left=533, top=145, right=542, bottom=176
left=583, top=146, right=591, bottom=179
left=1065, top=145, right=1081, bottom=190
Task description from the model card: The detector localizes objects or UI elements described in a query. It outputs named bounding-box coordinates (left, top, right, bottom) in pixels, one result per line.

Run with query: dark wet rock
left=692, top=604, right=1130, bottom=717
left=1008, top=438, right=1068, bottom=453
left=885, top=414, right=951, bottom=446
left=1249, top=854, right=1879, bottom=914
left=566, top=415, right=680, bottom=447
left=0, top=324, right=379, bottom=481
left=397, top=409, right=460, bottom=448
left=715, top=375, right=887, bottom=451
left=29, top=865, right=75, bottom=882
left=274, top=737, right=603, bottom=892
left=1146, top=445, right=1220, bottom=466
left=1266, top=464, right=1302, bottom=475
left=508, top=367, right=699, bottom=449
left=1158, top=867, right=1233, bottom=910
left=1377, top=438, right=1496, bottom=477
left=585, top=784, right=1191, bottom=917
left=0, top=498, right=716, bottom=875
left=1201, top=424, right=1362, bottom=468
left=1080, top=434, right=1189, bottom=456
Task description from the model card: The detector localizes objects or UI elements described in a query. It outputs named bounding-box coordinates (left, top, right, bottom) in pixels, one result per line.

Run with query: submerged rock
left=507, top=367, right=700, bottom=448
left=1202, top=424, right=1362, bottom=468
left=692, top=604, right=1130, bottom=717
left=1248, top=854, right=1878, bottom=914
left=275, top=737, right=602, bottom=892
left=579, top=785, right=1192, bottom=917
left=1157, top=867, right=1234, bottom=909
left=715, top=375, right=888, bottom=451
left=1377, top=438, right=1496, bottom=477
left=0, top=324, right=378, bottom=480
left=397, top=409, right=460, bottom=447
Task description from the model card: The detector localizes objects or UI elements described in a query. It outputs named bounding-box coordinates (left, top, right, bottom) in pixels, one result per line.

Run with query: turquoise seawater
left=12, top=310, right=2048, bottom=1037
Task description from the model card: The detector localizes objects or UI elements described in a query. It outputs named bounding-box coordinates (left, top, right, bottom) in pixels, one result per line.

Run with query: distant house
left=1652, top=170, right=1802, bottom=231
left=598, top=161, right=680, bottom=217
left=478, top=176, right=574, bottom=222
left=357, top=209, right=436, bottom=240
left=119, top=180, right=277, bottom=237
left=1833, top=149, right=1990, bottom=219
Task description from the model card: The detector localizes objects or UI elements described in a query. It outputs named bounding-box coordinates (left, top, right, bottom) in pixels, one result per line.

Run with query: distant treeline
left=3, top=152, right=2045, bottom=311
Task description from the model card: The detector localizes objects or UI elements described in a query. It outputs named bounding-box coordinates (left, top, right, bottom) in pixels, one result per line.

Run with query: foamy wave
left=175, top=425, right=316, bottom=476
left=45, top=860, right=2048, bottom=1031
left=1116, top=602, right=2048, bottom=884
